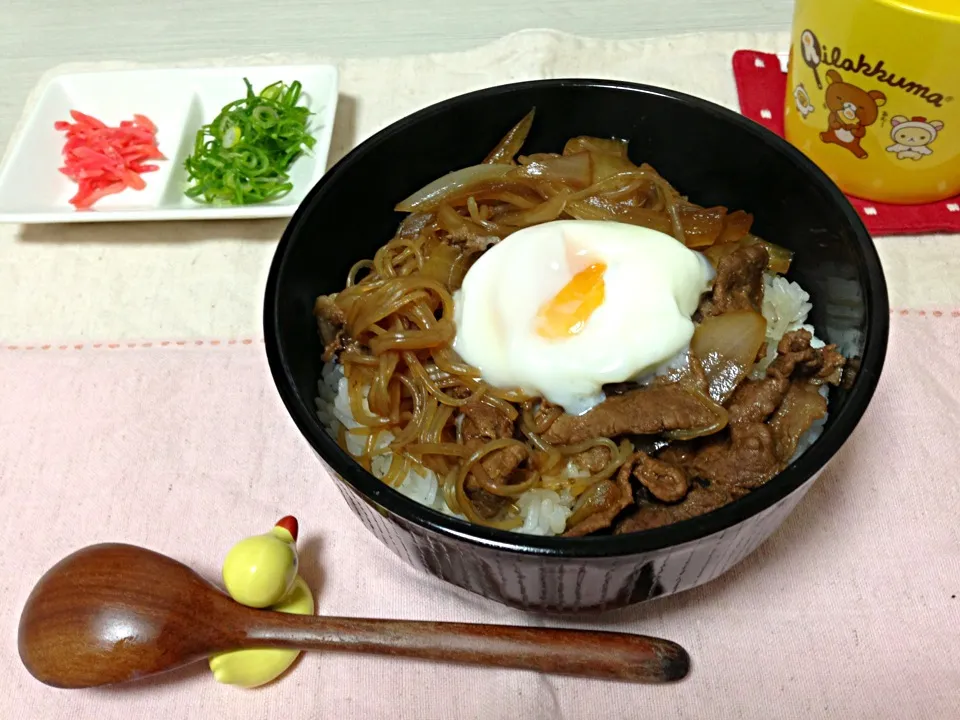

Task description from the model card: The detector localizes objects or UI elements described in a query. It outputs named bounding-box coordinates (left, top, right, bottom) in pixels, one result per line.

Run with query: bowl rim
left=264, top=77, right=889, bottom=559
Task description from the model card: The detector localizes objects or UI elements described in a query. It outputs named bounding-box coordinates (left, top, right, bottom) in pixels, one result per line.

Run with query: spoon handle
left=245, top=615, right=689, bottom=683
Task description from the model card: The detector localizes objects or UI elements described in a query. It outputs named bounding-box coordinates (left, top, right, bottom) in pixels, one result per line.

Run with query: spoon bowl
left=19, top=544, right=245, bottom=687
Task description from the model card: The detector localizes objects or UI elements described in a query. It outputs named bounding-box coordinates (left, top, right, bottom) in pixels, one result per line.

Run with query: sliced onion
left=395, top=164, right=514, bottom=213
left=675, top=205, right=725, bottom=248
left=518, top=152, right=562, bottom=165
left=565, top=197, right=620, bottom=222
left=483, top=108, right=535, bottom=165
left=596, top=177, right=650, bottom=203
left=666, top=206, right=754, bottom=249
left=567, top=169, right=655, bottom=201
left=716, top=209, right=754, bottom=244
left=691, top=310, right=768, bottom=403
left=589, top=151, right=638, bottom=183
left=567, top=196, right=674, bottom=235
left=562, top=137, right=636, bottom=183
left=497, top=190, right=571, bottom=227
left=516, top=151, right=593, bottom=189
left=471, top=188, right=540, bottom=209
left=397, top=211, right=433, bottom=239
left=562, top=136, right=630, bottom=158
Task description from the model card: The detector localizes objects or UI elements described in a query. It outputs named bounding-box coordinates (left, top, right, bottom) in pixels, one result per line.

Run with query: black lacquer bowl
left=264, top=79, right=888, bottom=612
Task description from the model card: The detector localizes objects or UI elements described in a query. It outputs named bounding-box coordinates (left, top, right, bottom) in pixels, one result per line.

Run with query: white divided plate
left=0, top=65, right=338, bottom=224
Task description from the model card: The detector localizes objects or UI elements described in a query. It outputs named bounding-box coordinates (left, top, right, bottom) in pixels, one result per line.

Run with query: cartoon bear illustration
left=794, top=83, right=815, bottom=118
left=819, top=69, right=887, bottom=159
left=886, top=116, right=944, bottom=160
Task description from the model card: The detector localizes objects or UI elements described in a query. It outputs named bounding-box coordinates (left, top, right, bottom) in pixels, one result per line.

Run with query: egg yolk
left=535, top=262, right=607, bottom=339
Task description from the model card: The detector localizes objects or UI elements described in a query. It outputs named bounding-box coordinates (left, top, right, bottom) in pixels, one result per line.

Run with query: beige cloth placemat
left=0, top=29, right=955, bottom=344
left=2, top=315, right=958, bottom=720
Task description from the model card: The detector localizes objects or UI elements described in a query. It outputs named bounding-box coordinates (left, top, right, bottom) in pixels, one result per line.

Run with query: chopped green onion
left=183, top=78, right=316, bottom=205
left=251, top=106, right=279, bottom=129
left=221, top=125, right=241, bottom=149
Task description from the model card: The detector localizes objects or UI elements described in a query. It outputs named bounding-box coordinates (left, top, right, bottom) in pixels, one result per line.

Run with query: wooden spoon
left=18, top=543, right=689, bottom=688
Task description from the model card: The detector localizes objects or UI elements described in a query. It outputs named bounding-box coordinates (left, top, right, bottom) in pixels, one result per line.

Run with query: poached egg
left=452, top=220, right=713, bottom=415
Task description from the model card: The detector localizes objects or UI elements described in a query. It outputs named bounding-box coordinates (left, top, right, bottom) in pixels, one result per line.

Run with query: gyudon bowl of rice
left=265, top=79, right=888, bottom=612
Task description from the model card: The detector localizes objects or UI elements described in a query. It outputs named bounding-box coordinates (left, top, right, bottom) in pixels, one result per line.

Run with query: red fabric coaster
left=732, top=49, right=960, bottom=236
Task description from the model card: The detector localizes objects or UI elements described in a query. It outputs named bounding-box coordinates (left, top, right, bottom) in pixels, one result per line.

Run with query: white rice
left=515, top=489, right=575, bottom=536
left=754, top=273, right=816, bottom=375
left=317, top=273, right=828, bottom=535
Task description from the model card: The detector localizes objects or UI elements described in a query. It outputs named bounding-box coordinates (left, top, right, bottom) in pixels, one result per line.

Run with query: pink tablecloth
left=1, top=314, right=958, bottom=720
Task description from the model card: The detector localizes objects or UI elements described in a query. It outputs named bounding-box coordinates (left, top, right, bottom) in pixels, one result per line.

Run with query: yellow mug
left=784, top=0, right=959, bottom=204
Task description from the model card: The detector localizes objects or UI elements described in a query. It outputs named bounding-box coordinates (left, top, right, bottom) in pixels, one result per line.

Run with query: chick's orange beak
left=275, top=515, right=299, bottom=542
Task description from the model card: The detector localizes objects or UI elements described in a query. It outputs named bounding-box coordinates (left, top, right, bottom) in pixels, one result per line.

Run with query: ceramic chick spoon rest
left=210, top=516, right=314, bottom=687
left=18, top=516, right=690, bottom=688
